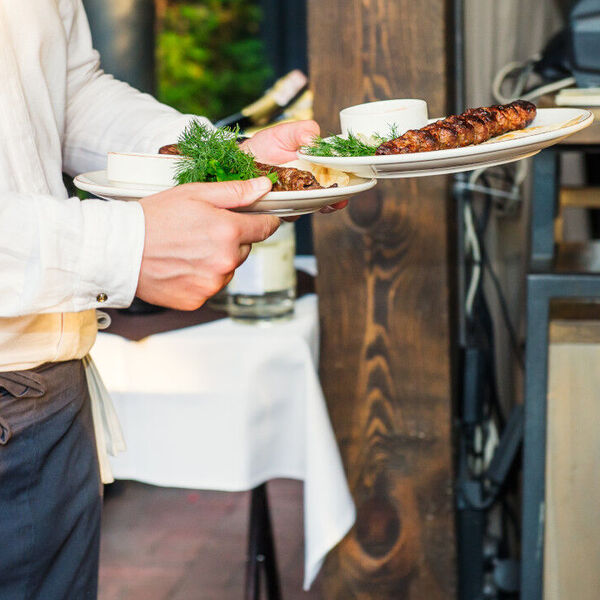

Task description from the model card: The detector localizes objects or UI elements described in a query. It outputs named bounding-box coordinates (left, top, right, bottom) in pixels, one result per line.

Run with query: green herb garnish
left=301, top=124, right=402, bottom=157
left=302, top=132, right=379, bottom=157
left=174, top=120, right=278, bottom=185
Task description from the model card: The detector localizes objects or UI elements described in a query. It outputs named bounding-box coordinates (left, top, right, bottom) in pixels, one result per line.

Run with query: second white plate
left=297, top=108, right=593, bottom=178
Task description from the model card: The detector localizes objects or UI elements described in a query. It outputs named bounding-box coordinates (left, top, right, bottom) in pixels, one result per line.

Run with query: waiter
left=0, top=1, right=345, bottom=598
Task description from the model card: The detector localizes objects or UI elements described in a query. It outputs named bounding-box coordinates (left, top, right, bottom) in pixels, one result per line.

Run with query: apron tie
left=0, top=371, right=46, bottom=399
left=0, top=371, right=46, bottom=445
left=0, top=414, right=10, bottom=444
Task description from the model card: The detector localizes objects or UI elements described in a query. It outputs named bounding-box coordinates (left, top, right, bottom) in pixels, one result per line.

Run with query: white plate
left=297, top=108, right=594, bottom=178
left=73, top=162, right=377, bottom=217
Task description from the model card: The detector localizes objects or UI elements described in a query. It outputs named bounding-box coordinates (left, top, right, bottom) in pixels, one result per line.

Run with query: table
left=91, top=292, right=356, bottom=590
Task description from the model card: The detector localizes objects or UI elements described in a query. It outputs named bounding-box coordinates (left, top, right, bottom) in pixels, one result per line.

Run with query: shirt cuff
left=74, top=198, right=145, bottom=310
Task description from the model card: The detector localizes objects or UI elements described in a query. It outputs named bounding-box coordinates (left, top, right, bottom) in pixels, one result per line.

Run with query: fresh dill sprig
left=302, top=132, right=378, bottom=157
left=372, top=123, right=401, bottom=143
left=301, top=124, right=402, bottom=157
left=174, top=121, right=277, bottom=185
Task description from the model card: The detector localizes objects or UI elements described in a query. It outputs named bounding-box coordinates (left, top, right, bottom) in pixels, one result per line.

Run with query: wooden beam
left=560, top=187, right=600, bottom=209
left=308, top=1, right=456, bottom=598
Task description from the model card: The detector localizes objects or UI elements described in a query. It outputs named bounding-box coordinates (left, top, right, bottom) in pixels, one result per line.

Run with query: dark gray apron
left=0, top=360, right=101, bottom=600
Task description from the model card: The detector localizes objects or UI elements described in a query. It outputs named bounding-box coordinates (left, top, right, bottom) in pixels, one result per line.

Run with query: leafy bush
left=156, top=0, right=272, bottom=120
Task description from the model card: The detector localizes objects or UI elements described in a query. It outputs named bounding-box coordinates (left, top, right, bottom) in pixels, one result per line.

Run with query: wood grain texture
left=550, top=319, right=600, bottom=344
left=545, top=337, right=600, bottom=600
left=560, top=187, right=600, bottom=209
left=308, top=1, right=456, bottom=598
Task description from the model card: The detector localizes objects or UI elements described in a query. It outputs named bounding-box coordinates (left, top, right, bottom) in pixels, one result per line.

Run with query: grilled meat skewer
left=375, top=100, right=537, bottom=155
left=157, top=144, right=327, bottom=191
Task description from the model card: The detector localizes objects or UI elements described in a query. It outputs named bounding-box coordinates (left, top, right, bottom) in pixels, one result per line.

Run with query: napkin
left=84, top=311, right=126, bottom=483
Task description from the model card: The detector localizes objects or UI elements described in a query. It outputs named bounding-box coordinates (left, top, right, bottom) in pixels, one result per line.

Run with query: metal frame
left=530, top=150, right=559, bottom=270
left=521, top=273, right=600, bottom=600
left=521, top=150, right=600, bottom=600
left=245, top=483, right=282, bottom=600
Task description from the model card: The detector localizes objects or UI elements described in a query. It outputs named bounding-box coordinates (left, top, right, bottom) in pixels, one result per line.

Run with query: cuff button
left=96, top=292, right=108, bottom=303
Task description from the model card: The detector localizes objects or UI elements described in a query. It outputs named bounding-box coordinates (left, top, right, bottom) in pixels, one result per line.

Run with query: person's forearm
left=0, top=192, right=144, bottom=316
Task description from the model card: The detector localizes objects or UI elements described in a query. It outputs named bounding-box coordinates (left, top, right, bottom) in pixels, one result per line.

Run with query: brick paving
left=98, top=480, right=322, bottom=600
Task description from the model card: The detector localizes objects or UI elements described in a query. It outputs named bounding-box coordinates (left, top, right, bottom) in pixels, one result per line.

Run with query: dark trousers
left=0, top=360, right=102, bottom=600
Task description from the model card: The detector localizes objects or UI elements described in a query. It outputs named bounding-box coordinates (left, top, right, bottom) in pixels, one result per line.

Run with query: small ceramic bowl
left=107, top=152, right=182, bottom=188
left=339, top=99, right=428, bottom=139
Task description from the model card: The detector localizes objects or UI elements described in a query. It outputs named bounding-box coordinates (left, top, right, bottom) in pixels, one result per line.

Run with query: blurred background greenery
left=156, top=0, right=272, bottom=120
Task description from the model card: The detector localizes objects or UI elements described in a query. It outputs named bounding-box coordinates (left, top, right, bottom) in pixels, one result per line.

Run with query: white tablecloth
left=91, top=293, right=355, bottom=589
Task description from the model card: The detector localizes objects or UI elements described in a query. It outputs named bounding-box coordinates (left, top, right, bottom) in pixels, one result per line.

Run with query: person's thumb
left=187, top=177, right=272, bottom=209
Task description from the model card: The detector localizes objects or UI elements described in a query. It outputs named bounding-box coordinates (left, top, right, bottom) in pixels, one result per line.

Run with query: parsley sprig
left=174, top=121, right=277, bottom=185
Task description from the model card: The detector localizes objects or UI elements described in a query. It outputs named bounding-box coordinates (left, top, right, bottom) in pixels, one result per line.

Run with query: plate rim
left=371, top=149, right=541, bottom=178
left=73, top=170, right=377, bottom=201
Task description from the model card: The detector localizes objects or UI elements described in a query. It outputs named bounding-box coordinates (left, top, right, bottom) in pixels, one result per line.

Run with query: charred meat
left=375, top=100, right=537, bottom=155
left=254, top=162, right=325, bottom=191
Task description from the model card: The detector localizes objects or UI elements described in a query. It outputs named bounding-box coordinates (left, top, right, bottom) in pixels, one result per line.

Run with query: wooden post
left=308, top=1, right=456, bottom=598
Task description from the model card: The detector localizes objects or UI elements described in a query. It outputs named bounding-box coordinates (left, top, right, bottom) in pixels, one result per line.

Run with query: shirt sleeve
left=0, top=192, right=144, bottom=317
left=31, top=0, right=212, bottom=317
left=61, top=0, right=212, bottom=176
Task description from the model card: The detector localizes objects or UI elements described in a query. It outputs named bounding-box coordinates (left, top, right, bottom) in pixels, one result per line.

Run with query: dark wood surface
left=308, top=1, right=456, bottom=598
left=99, top=480, right=318, bottom=600
left=554, top=241, right=600, bottom=274
left=549, top=319, right=600, bottom=343
left=550, top=242, right=600, bottom=321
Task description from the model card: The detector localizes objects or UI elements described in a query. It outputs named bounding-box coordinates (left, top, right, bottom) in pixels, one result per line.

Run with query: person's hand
left=240, top=120, right=318, bottom=164
left=240, top=121, right=348, bottom=213
left=136, top=177, right=279, bottom=310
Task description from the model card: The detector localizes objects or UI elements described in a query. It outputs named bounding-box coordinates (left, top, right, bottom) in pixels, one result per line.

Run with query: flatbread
left=310, top=164, right=350, bottom=187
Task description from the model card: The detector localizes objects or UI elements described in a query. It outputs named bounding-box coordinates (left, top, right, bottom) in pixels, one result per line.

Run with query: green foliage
left=157, top=0, right=272, bottom=120
left=174, top=120, right=277, bottom=184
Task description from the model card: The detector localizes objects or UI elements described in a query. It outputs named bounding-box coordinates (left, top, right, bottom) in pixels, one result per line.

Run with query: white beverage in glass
left=226, top=222, right=296, bottom=321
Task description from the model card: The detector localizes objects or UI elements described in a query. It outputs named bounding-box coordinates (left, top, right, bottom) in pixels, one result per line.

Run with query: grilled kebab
left=375, top=100, right=537, bottom=155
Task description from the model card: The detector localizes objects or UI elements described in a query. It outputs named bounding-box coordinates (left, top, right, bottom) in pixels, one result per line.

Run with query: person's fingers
left=232, top=213, right=281, bottom=245
left=238, top=243, right=252, bottom=264
left=181, top=177, right=272, bottom=209
left=238, top=138, right=253, bottom=155
left=274, top=120, right=321, bottom=149
left=320, top=199, right=349, bottom=213
left=223, top=271, right=235, bottom=288
left=329, top=199, right=349, bottom=209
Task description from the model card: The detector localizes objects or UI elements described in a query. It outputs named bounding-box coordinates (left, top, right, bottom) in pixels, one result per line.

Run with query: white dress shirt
left=0, top=0, right=208, bottom=371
